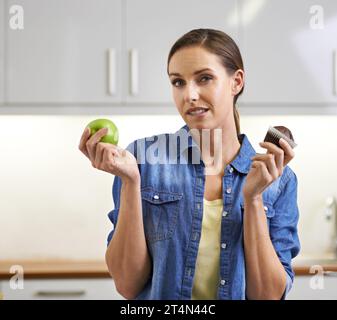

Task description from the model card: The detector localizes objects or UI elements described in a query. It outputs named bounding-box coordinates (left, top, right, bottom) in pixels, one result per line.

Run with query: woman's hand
left=242, top=138, right=295, bottom=201
left=78, top=127, right=140, bottom=183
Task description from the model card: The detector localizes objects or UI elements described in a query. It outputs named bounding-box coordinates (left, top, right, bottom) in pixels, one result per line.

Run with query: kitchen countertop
left=293, top=265, right=337, bottom=275
left=292, top=254, right=337, bottom=275
left=1, top=258, right=337, bottom=279
left=0, top=260, right=110, bottom=279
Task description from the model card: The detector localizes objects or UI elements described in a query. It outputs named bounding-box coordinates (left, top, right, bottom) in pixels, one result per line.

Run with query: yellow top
left=192, top=198, right=223, bottom=300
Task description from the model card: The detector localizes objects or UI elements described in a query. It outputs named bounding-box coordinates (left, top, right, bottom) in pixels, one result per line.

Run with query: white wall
left=0, top=113, right=336, bottom=260
left=240, top=115, right=337, bottom=257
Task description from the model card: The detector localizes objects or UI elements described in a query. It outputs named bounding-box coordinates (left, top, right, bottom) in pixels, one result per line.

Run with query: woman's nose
left=184, top=83, right=199, bottom=103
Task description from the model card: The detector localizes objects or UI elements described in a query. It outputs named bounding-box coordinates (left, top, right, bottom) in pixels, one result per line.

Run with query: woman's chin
left=186, top=119, right=213, bottom=131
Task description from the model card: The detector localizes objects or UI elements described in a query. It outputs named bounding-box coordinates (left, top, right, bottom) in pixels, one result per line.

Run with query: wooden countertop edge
left=1, top=268, right=332, bottom=278
left=294, top=265, right=337, bottom=275
left=0, top=260, right=110, bottom=280
left=0, top=272, right=110, bottom=280
left=1, top=260, right=337, bottom=279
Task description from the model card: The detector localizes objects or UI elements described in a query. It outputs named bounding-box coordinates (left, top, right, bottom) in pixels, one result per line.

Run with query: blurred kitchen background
left=1, top=0, right=337, bottom=300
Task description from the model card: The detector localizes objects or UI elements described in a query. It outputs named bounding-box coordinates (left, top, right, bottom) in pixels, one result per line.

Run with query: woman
left=78, top=29, right=300, bottom=300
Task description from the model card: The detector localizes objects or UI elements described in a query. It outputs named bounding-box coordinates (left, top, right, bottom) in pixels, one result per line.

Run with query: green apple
left=86, top=118, right=119, bottom=145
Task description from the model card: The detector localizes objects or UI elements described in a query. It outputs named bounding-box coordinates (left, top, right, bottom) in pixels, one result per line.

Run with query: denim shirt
left=107, top=125, right=300, bottom=300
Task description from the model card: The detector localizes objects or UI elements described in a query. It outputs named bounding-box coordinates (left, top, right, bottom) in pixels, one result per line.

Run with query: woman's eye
left=171, top=76, right=211, bottom=87
left=171, top=79, right=184, bottom=87
left=199, top=75, right=212, bottom=83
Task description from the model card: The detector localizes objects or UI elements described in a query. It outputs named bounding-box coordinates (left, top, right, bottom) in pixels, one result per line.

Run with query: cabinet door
left=287, top=275, right=337, bottom=300
left=0, top=278, right=124, bottom=300
left=125, top=0, right=239, bottom=104
left=240, top=0, right=337, bottom=104
left=7, top=0, right=122, bottom=103
left=0, top=0, right=4, bottom=103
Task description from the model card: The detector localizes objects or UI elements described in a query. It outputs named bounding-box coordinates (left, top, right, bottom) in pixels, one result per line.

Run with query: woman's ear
left=231, top=69, right=245, bottom=95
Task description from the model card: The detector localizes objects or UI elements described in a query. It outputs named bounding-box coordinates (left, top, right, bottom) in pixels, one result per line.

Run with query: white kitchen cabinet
left=0, top=0, right=4, bottom=103
left=0, top=278, right=125, bottom=300
left=240, top=0, right=337, bottom=104
left=6, top=0, right=239, bottom=105
left=287, top=275, right=337, bottom=300
left=5, top=0, right=239, bottom=105
left=125, top=0, right=239, bottom=104
left=6, top=0, right=123, bottom=103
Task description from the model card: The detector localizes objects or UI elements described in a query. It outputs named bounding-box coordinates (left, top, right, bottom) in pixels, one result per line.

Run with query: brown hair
left=167, top=28, right=244, bottom=135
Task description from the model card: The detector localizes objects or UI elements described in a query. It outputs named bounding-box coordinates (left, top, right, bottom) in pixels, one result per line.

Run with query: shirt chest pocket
left=141, top=187, right=183, bottom=243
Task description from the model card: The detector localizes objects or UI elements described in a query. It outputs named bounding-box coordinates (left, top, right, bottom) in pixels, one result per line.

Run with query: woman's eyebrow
left=168, top=68, right=214, bottom=77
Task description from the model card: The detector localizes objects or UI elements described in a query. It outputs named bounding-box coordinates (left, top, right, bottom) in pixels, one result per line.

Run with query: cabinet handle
left=334, top=50, right=337, bottom=96
left=129, top=49, right=139, bottom=96
left=108, top=49, right=116, bottom=95
left=324, top=271, right=337, bottom=277
left=34, top=290, right=86, bottom=297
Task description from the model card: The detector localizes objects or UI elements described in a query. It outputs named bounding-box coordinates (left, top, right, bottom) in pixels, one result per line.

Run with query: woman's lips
left=187, top=109, right=208, bottom=118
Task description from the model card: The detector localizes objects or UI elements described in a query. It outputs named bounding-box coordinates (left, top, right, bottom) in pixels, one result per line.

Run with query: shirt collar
left=177, top=124, right=256, bottom=174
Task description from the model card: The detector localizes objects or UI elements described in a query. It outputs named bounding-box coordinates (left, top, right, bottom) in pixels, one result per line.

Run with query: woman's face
left=168, top=46, right=243, bottom=131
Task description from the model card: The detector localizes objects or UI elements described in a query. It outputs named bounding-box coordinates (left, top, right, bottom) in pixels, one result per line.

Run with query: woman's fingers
left=250, top=138, right=296, bottom=184
left=94, top=143, right=117, bottom=168
left=258, top=141, right=284, bottom=174
left=251, top=153, right=280, bottom=180
left=78, top=127, right=91, bottom=158
left=251, top=160, right=272, bottom=185
left=79, top=125, right=138, bottom=179
left=86, top=127, right=108, bottom=161
left=101, top=147, right=112, bottom=172
left=279, top=138, right=295, bottom=166
left=94, top=142, right=105, bottom=168
left=95, top=142, right=124, bottom=172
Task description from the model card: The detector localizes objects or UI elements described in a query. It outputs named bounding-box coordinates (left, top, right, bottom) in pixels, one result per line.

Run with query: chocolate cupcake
left=264, top=126, right=297, bottom=149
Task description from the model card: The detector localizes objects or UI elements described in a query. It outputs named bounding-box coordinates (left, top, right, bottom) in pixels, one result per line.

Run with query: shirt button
left=220, top=279, right=226, bottom=286
left=226, top=188, right=232, bottom=194
left=264, top=206, right=268, bottom=212
left=198, top=178, right=203, bottom=185
left=222, top=211, right=228, bottom=217
left=221, top=243, right=227, bottom=249
left=229, top=167, right=234, bottom=173
left=196, top=203, right=201, bottom=210
left=153, top=194, right=159, bottom=200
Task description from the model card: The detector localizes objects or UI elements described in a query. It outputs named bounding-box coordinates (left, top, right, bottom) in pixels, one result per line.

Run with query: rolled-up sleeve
left=269, top=168, right=301, bottom=299
left=106, top=141, right=137, bottom=246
